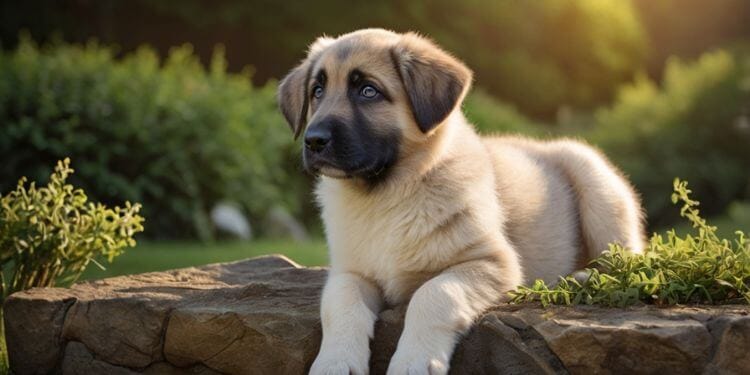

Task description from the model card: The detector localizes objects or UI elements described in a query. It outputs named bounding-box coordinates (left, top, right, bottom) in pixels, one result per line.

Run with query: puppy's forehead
left=335, top=30, right=398, bottom=57
left=312, top=32, right=400, bottom=83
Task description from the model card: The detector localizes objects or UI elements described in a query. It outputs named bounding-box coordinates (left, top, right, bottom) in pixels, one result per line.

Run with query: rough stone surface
left=4, top=255, right=750, bottom=374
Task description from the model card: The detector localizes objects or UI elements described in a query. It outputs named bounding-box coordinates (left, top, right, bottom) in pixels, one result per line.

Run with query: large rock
left=4, top=255, right=750, bottom=374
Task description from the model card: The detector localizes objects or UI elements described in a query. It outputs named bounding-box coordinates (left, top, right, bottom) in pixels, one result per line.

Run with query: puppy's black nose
left=304, top=127, right=331, bottom=153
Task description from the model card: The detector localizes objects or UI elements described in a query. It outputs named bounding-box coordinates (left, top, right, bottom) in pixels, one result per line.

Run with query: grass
left=79, top=238, right=328, bottom=281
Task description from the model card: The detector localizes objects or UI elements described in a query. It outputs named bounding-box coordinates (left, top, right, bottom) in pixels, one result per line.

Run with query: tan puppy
left=278, top=29, right=644, bottom=375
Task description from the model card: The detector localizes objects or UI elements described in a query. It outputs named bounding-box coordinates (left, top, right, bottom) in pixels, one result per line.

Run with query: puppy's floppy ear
left=277, top=62, right=311, bottom=140
left=277, top=36, right=335, bottom=139
left=391, top=33, right=473, bottom=133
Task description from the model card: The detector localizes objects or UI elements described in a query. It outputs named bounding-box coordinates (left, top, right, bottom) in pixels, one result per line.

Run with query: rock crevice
left=4, top=255, right=749, bottom=374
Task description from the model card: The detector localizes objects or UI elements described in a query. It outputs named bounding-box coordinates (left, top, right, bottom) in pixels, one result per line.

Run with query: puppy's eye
left=312, top=85, right=324, bottom=99
left=360, top=85, right=379, bottom=99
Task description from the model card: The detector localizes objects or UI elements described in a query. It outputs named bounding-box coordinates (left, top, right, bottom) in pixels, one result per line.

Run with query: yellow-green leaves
left=509, top=179, right=750, bottom=307
left=0, top=158, right=144, bottom=300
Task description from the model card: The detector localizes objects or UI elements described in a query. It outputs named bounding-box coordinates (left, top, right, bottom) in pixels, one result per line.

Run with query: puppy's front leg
left=310, top=272, right=383, bottom=375
left=387, top=251, right=521, bottom=375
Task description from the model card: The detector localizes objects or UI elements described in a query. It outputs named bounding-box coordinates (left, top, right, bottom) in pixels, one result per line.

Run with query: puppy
left=277, top=28, right=644, bottom=375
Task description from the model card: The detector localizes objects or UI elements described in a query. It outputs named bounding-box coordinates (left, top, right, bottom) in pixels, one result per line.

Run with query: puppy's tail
left=544, top=139, right=645, bottom=258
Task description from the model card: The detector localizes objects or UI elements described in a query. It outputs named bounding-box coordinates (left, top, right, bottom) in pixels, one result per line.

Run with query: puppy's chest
left=324, top=199, right=438, bottom=304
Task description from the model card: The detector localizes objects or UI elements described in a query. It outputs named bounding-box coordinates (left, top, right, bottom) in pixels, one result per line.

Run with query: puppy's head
left=278, top=29, right=472, bottom=183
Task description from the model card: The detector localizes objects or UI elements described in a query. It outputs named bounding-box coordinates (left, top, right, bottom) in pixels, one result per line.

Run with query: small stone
left=211, top=202, right=253, bottom=240
left=266, top=206, right=309, bottom=241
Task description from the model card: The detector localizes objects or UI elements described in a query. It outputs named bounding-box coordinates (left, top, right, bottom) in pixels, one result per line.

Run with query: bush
left=0, top=159, right=143, bottom=300
left=589, top=49, right=750, bottom=228
left=0, top=37, right=302, bottom=240
left=0, top=0, right=648, bottom=120
left=510, top=179, right=750, bottom=307
left=399, top=0, right=647, bottom=119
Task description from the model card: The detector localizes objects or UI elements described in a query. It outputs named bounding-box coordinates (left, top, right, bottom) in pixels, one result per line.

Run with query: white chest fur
left=317, top=178, right=429, bottom=303
left=315, top=161, right=501, bottom=304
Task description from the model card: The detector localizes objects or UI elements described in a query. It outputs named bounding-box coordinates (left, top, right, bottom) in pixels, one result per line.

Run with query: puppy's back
left=481, top=136, right=645, bottom=282
left=482, top=136, right=581, bottom=283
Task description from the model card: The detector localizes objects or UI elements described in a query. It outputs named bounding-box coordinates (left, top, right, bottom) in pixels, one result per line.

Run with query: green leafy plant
left=509, top=178, right=750, bottom=307
left=0, top=158, right=144, bottom=300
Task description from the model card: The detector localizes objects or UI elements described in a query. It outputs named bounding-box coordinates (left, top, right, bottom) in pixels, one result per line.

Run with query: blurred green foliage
left=463, top=88, right=544, bottom=136
left=468, top=48, right=750, bottom=228
left=589, top=50, right=750, bottom=227
left=400, top=0, right=646, bottom=118
left=0, top=0, right=648, bottom=120
left=0, top=36, right=304, bottom=240
left=631, top=0, right=750, bottom=78
left=0, top=159, right=143, bottom=300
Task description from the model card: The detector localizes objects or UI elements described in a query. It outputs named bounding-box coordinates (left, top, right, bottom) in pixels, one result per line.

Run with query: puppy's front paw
left=310, top=348, right=369, bottom=375
left=309, top=359, right=359, bottom=375
left=386, top=348, right=449, bottom=375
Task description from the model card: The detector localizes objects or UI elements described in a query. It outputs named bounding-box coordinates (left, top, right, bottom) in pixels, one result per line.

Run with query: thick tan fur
left=278, top=29, right=645, bottom=375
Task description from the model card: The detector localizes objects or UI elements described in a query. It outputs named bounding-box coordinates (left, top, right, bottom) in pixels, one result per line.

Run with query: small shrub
left=0, top=158, right=143, bottom=300
left=509, top=179, right=750, bottom=307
